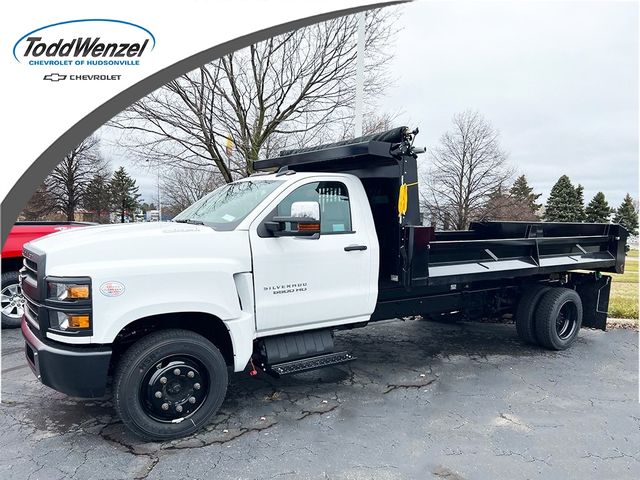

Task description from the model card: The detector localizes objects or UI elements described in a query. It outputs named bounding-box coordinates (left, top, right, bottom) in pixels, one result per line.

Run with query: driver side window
left=277, top=181, right=352, bottom=234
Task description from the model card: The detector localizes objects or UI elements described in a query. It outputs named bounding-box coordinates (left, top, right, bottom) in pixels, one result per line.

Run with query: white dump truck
left=21, top=128, right=627, bottom=440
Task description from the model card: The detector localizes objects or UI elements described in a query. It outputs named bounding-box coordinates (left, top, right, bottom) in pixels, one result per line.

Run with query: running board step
left=267, top=351, right=356, bottom=377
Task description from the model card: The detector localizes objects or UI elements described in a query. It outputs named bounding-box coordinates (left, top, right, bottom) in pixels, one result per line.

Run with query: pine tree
left=509, top=175, right=542, bottom=219
left=84, top=172, right=112, bottom=223
left=110, top=167, right=141, bottom=223
left=21, top=182, right=56, bottom=220
left=544, top=175, right=584, bottom=222
left=585, top=192, right=612, bottom=223
left=613, top=193, right=639, bottom=235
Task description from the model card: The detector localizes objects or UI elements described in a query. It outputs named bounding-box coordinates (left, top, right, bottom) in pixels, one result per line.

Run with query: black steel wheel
left=140, top=355, right=209, bottom=423
left=114, top=329, right=228, bottom=441
left=515, top=285, right=551, bottom=345
left=535, top=288, right=583, bottom=350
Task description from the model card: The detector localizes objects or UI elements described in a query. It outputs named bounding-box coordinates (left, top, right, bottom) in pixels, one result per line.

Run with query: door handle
left=344, top=245, right=367, bottom=252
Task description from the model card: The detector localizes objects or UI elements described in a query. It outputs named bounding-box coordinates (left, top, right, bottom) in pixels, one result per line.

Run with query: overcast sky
left=382, top=0, right=638, bottom=206
left=107, top=0, right=638, bottom=208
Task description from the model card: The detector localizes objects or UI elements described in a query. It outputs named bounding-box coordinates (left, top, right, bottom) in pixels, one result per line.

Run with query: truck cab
left=21, top=127, right=626, bottom=441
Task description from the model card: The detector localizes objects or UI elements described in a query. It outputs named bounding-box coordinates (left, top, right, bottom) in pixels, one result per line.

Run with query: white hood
left=28, top=222, right=252, bottom=277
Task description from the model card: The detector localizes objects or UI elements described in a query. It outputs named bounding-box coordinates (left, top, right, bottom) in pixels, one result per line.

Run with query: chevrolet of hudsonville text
left=20, top=127, right=627, bottom=440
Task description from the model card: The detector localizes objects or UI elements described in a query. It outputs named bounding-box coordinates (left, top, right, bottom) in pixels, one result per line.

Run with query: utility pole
left=157, top=166, right=162, bottom=222
left=354, top=11, right=365, bottom=138
left=147, top=159, right=162, bottom=222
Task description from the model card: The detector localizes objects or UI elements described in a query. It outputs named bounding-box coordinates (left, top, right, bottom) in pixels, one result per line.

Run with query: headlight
left=48, top=281, right=90, bottom=301
left=49, top=311, right=91, bottom=331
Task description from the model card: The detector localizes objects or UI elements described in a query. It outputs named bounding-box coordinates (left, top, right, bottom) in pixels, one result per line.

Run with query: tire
left=535, top=288, right=583, bottom=350
left=515, top=285, right=551, bottom=345
left=113, top=329, right=228, bottom=441
left=1, top=270, right=24, bottom=329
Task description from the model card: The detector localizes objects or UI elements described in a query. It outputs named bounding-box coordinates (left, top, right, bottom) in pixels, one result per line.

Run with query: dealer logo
left=13, top=19, right=155, bottom=81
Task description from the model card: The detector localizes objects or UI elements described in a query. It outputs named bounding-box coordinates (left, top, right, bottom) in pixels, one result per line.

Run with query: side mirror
left=265, top=201, right=321, bottom=237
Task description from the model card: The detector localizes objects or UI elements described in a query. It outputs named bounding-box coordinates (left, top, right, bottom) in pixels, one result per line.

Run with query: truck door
left=250, top=178, right=377, bottom=334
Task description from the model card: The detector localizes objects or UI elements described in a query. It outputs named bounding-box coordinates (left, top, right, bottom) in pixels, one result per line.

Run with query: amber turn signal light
left=68, top=315, right=91, bottom=329
left=67, top=285, right=90, bottom=299
left=298, top=223, right=320, bottom=232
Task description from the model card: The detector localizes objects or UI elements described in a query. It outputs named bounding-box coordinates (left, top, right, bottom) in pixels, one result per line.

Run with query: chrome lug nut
left=160, top=376, right=167, bottom=384
left=173, top=368, right=181, bottom=376
left=187, top=371, right=195, bottom=379
left=161, top=403, right=169, bottom=411
left=193, top=383, right=201, bottom=390
left=188, top=396, right=196, bottom=404
left=154, top=391, right=162, bottom=399
left=176, top=405, right=183, bottom=413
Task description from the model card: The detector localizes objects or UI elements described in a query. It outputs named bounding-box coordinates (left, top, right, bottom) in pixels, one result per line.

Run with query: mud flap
left=574, top=273, right=611, bottom=331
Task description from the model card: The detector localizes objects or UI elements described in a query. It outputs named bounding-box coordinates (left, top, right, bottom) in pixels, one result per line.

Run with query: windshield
left=173, top=179, right=283, bottom=230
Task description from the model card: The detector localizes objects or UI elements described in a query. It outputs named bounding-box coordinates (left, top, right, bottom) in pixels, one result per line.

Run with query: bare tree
left=421, top=111, right=513, bottom=230
left=109, top=8, right=398, bottom=181
left=47, top=136, right=107, bottom=221
left=161, top=165, right=225, bottom=212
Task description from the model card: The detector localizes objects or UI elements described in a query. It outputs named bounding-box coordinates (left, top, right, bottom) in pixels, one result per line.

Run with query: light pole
left=354, top=11, right=365, bottom=138
left=146, top=159, right=162, bottom=222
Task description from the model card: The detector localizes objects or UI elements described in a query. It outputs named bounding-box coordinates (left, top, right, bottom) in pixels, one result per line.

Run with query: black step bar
left=266, top=351, right=356, bottom=377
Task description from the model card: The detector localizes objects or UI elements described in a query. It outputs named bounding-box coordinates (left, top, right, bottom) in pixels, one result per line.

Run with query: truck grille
left=21, top=248, right=44, bottom=331
left=24, top=258, right=38, bottom=281
left=23, top=295, right=40, bottom=330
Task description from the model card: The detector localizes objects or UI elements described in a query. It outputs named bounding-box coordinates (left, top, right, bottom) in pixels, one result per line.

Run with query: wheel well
left=2, top=257, right=23, bottom=275
left=110, top=312, right=235, bottom=371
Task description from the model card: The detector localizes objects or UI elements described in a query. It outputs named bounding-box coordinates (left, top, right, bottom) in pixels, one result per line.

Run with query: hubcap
left=1, top=282, right=25, bottom=319
left=555, top=301, right=578, bottom=340
left=140, top=356, right=209, bottom=422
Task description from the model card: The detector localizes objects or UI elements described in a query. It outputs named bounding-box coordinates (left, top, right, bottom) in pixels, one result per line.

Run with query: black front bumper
left=22, top=319, right=111, bottom=398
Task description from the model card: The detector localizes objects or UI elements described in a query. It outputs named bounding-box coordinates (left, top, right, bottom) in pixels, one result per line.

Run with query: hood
left=27, top=222, right=251, bottom=276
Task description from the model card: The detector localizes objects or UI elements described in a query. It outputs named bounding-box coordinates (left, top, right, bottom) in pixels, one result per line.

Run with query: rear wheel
left=1, top=271, right=24, bottom=329
left=113, top=329, right=228, bottom=441
left=515, top=285, right=551, bottom=345
left=535, top=288, right=583, bottom=350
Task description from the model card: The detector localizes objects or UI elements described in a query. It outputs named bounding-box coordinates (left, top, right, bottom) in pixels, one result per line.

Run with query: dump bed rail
left=406, top=222, right=627, bottom=287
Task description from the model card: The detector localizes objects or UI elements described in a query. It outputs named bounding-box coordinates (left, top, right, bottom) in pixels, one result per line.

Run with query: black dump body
left=255, top=127, right=627, bottom=326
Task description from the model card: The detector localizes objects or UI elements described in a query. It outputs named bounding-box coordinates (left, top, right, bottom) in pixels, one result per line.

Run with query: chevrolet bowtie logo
left=43, top=73, right=67, bottom=82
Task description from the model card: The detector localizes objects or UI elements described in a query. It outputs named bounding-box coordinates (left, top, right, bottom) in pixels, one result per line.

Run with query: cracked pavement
left=1, top=319, right=638, bottom=479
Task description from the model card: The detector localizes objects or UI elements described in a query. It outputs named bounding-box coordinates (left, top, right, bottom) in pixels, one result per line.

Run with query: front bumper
left=22, top=318, right=111, bottom=398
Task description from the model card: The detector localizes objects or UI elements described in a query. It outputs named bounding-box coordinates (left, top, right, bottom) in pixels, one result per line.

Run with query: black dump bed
left=255, top=127, right=628, bottom=289
left=406, top=221, right=626, bottom=288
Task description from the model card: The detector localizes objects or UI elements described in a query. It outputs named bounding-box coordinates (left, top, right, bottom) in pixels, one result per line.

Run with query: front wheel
left=113, top=329, right=228, bottom=441
left=1, top=270, right=25, bottom=329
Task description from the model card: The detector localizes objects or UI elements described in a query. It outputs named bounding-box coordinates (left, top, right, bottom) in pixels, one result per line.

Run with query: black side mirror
left=264, top=201, right=321, bottom=238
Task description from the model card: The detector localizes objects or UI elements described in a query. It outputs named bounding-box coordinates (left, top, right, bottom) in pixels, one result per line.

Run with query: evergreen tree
left=585, top=192, right=613, bottom=223
left=509, top=175, right=542, bottom=218
left=613, top=193, right=639, bottom=235
left=110, top=167, right=141, bottom=223
left=544, top=175, right=584, bottom=222
left=83, top=172, right=112, bottom=223
left=21, top=182, right=56, bottom=220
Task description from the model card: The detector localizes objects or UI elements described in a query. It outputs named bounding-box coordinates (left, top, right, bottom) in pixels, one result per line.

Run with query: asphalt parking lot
left=1, top=319, right=638, bottom=480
